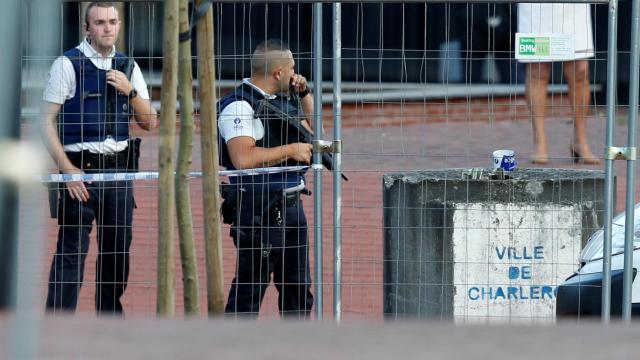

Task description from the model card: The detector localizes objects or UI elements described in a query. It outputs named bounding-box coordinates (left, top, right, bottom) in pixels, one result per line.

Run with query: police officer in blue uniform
left=42, top=2, right=156, bottom=314
left=218, top=39, right=315, bottom=317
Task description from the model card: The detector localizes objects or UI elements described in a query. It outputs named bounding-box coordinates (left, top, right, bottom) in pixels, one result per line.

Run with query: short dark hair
left=251, top=39, right=291, bottom=74
left=84, top=2, right=117, bottom=27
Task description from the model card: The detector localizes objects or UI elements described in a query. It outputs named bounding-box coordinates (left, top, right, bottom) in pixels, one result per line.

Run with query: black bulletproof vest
left=216, top=83, right=307, bottom=191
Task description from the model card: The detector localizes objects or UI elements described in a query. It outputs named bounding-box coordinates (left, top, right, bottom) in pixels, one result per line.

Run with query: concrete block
left=383, top=168, right=607, bottom=321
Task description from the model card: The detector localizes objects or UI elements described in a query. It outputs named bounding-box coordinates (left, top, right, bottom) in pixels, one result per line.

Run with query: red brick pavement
left=34, top=95, right=638, bottom=319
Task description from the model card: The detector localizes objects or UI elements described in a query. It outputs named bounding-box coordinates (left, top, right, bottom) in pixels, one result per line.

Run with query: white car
left=556, top=204, right=640, bottom=317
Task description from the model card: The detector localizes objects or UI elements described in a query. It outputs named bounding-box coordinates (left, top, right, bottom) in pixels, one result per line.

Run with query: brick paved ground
left=3, top=315, right=640, bottom=359
left=32, top=95, right=638, bottom=320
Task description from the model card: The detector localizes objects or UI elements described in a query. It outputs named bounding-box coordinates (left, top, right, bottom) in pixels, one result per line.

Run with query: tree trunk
left=176, top=0, right=200, bottom=316
left=195, top=0, right=225, bottom=315
left=157, top=0, right=179, bottom=317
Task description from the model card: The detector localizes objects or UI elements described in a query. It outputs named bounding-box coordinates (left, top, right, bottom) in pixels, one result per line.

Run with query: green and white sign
left=515, top=33, right=574, bottom=61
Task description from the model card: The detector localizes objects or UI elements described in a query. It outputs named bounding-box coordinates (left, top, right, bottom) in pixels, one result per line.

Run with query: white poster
left=515, top=33, right=575, bottom=61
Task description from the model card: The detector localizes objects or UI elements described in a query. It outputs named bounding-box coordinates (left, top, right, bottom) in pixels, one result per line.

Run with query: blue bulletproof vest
left=217, top=83, right=307, bottom=191
left=58, top=48, right=133, bottom=145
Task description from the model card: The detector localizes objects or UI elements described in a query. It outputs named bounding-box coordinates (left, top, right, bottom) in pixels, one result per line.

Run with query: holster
left=126, top=137, right=141, bottom=171
left=47, top=182, right=59, bottom=219
left=220, top=183, right=281, bottom=244
left=220, top=182, right=239, bottom=225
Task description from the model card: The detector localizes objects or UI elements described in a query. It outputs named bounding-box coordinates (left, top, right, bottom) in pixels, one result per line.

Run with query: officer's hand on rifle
left=288, top=142, right=313, bottom=164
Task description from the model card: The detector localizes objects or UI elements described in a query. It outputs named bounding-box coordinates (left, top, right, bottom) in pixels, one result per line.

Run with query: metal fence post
left=332, top=2, right=343, bottom=323
left=9, top=1, right=58, bottom=358
left=313, top=2, right=324, bottom=320
left=601, top=0, right=619, bottom=323
left=622, top=0, right=640, bottom=321
left=0, top=0, right=22, bottom=314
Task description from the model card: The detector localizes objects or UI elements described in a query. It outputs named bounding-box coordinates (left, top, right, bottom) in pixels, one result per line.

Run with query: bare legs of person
left=564, top=60, right=599, bottom=164
left=525, top=62, right=551, bottom=164
left=524, top=60, right=599, bottom=165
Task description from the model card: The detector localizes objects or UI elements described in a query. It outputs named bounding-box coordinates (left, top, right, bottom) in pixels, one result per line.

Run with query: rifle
left=254, top=97, right=348, bottom=181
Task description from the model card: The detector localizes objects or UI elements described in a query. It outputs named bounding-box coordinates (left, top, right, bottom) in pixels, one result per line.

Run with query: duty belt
left=66, top=149, right=132, bottom=172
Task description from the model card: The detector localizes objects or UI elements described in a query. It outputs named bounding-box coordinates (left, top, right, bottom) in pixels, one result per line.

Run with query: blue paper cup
left=492, top=149, right=517, bottom=171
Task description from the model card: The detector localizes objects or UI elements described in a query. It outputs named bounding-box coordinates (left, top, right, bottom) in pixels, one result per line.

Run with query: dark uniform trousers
left=225, top=196, right=314, bottom=318
left=46, top=153, right=134, bottom=314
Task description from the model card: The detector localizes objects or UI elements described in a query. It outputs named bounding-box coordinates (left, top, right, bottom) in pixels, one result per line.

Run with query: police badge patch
left=233, top=117, right=243, bottom=130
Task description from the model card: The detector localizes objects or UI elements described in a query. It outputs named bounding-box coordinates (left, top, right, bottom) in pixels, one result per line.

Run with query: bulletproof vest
left=58, top=48, right=133, bottom=145
left=217, top=82, right=307, bottom=191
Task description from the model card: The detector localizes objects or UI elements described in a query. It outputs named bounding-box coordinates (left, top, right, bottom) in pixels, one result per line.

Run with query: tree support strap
left=179, top=0, right=214, bottom=43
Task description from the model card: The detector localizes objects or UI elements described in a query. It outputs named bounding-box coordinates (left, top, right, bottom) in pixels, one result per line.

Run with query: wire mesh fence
left=15, top=0, right=640, bottom=323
